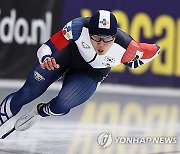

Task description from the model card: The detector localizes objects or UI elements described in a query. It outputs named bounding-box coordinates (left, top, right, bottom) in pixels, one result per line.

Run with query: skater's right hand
left=40, top=57, right=60, bottom=70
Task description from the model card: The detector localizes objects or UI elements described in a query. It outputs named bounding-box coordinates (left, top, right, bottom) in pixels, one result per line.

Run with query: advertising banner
left=0, top=0, right=63, bottom=79
left=1, top=0, right=180, bottom=87
left=61, top=0, right=180, bottom=87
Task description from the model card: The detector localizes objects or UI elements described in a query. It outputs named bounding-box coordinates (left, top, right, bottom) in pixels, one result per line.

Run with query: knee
left=50, top=97, right=72, bottom=114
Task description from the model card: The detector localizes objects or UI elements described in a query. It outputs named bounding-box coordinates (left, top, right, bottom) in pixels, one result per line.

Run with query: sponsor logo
left=34, top=71, right=45, bottom=81
left=0, top=9, right=52, bottom=45
left=81, top=41, right=90, bottom=49
left=99, top=18, right=110, bottom=26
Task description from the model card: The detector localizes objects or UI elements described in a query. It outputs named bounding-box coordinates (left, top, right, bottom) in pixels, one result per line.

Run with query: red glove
left=121, top=40, right=159, bottom=63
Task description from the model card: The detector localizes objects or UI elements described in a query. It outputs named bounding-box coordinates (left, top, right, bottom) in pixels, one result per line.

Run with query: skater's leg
left=10, top=63, right=62, bottom=115
left=39, top=72, right=97, bottom=116
left=0, top=62, right=64, bottom=126
left=0, top=43, right=72, bottom=127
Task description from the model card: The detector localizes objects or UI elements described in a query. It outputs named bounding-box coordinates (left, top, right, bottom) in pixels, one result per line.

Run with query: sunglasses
left=90, top=34, right=115, bottom=43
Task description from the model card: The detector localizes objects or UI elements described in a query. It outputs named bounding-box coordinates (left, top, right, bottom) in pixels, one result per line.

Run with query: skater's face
left=90, top=34, right=115, bottom=55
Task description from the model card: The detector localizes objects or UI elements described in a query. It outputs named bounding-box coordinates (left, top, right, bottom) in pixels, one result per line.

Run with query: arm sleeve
left=121, top=40, right=160, bottom=69
left=37, top=30, right=69, bottom=63
left=37, top=17, right=84, bottom=63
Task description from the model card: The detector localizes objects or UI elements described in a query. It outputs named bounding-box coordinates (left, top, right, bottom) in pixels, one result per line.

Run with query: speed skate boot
left=15, top=103, right=45, bottom=131
left=0, top=94, right=14, bottom=127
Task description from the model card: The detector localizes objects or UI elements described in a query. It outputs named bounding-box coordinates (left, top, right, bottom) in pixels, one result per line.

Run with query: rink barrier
left=1, top=79, right=180, bottom=97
